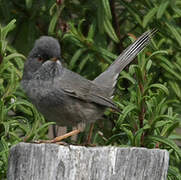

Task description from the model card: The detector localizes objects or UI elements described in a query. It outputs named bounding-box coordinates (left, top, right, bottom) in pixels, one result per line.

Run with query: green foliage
left=0, top=19, right=54, bottom=179
left=0, top=0, right=181, bottom=179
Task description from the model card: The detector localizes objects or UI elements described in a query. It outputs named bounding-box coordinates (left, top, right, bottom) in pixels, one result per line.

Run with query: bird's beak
left=50, top=57, right=58, bottom=62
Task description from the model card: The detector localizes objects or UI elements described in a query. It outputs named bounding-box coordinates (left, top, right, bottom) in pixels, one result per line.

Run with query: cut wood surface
left=7, top=142, right=169, bottom=180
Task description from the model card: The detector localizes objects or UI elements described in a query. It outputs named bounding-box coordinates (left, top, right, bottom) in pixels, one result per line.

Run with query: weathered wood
left=7, top=143, right=169, bottom=180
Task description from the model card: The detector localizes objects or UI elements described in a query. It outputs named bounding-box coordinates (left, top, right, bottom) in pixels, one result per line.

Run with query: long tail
left=93, top=29, right=156, bottom=97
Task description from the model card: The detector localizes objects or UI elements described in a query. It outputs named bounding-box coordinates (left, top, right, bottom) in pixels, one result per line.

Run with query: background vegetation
left=0, top=0, right=181, bottom=179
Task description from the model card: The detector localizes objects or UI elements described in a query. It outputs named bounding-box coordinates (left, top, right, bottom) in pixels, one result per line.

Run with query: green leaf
left=88, top=21, right=96, bottom=39
left=103, top=18, right=119, bottom=43
left=96, top=46, right=117, bottom=60
left=134, top=65, right=144, bottom=83
left=69, top=22, right=79, bottom=37
left=134, top=124, right=150, bottom=146
left=168, top=166, right=181, bottom=180
left=146, top=59, right=152, bottom=72
left=147, top=135, right=181, bottom=157
left=169, top=81, right=181, bottom=99
left=35, top=122, right=55, bottom=135
left=25, top=0, right=32, bottom=9
left=78, top=19, right=86, bottom=37
left=171, top=1, right=181, bottom=17
left=161, top=121, right=180, bottom=137
left=148, top=50, right=168, bottom=59
left=0, top=137, right=9, bottom=160
left=49, top=3, right=57, bottom=15
left=119, top=1, right=142, bottom=26
left=156, top=0, right=169, bottom=19
left=174, top=61, right=181, bottom=73
left=117, top=104, right=137, bottom=125
left=0, top=19, right=16, bottom=54
left=143, top=7, right=158, bottom=28
left=63, top=34, right=84, bottom=48
left=106, top=133, right=124, bottom=145
left=16, top=104, right=33, bottom=116
left=160, top=63, right=181, bottom=81
left=169, top=134, right=181, bottom=141
left=4, top=53, right=26, bottom=61
left=138, top=52, right=146, bottom=70
left=101, top=55, right=113, bottom=64
left=102, top=0, right=112, bottom=20
left=1, top=19, right=16, bottom=41
left=69, top=48, right=86, bottom=69
left=78, top=54, right=90, bottom=73
left=155, top=121, right=172, bottom=128
left=166, top=22, right=181, bottom=47
left=157, top=55, right=174, bottom=69
left=120, top=71, right=136, bottom=84
left=48, top=12, right=59, bottom=35
left=121, top=126, right=134, bottom=145
left=147, top=84, right=169, bottom=95
left=9, top=132, right=22, bottom=141
left=97, top=0, right=104, bottom=34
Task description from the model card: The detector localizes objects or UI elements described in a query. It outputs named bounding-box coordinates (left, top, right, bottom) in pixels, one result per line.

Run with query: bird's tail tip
left=147, top=28, right=158, bottom=38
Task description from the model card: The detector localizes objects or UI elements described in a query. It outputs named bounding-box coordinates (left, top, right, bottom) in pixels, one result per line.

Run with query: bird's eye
left=37, top=54, right=43, bottom=62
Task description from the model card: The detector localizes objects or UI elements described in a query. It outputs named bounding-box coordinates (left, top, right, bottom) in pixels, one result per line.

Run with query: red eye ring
left=38, top=57, right=43, bottom=61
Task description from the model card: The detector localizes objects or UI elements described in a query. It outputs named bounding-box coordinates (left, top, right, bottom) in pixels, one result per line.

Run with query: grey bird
left=21, top=30, right=155, bottom=143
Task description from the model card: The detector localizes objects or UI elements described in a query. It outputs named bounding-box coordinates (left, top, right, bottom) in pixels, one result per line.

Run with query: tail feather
left=93, top=29, right=156, bottom=97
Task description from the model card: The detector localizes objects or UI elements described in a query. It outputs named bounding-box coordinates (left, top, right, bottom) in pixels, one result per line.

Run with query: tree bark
left=7, top=142, right=169, bottom=180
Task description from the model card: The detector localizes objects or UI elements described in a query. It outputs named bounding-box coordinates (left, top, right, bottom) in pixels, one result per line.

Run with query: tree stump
left=7, top=143, right=169, bottom=180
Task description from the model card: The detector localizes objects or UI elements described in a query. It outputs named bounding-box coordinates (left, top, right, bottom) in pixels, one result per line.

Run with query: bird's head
left=23, top=36, right=62, bottom=80
left=29, top=36, right=61, bottom=62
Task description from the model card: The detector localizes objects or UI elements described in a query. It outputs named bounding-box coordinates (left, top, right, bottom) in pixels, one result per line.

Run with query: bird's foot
left=85, top=123, right=95, bottom=145
left=32, top=129, right=81, bottom=145
left=80, top=142, right=96, bottom=147
left=33, top=139, right=68, bottom=145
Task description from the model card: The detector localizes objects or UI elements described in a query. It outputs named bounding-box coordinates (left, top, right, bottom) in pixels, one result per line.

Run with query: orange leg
left=35, top=129, right=81, bottom=144
left=86, top=123, right=94, bottom=145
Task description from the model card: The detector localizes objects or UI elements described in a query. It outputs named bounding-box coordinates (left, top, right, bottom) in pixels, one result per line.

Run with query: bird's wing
left=55, top=68, right=119, bottom=111
left=93, top=29, right=156, bottom=97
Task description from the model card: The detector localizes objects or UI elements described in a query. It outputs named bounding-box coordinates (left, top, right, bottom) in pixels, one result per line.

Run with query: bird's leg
left=52, top=129, right=81, bottom=142
left=35, top=129, right=81, bottom=144
left=52, top=124, right=57, bottom=138
left=86, top=123, right=94, bottom=145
